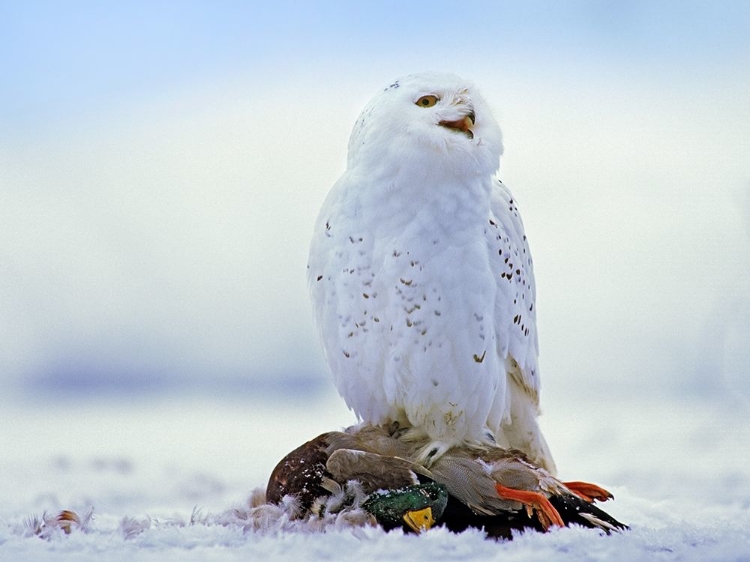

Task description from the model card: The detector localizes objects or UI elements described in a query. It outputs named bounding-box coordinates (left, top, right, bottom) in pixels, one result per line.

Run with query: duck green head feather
left=362, top=482, right=448, bottom=533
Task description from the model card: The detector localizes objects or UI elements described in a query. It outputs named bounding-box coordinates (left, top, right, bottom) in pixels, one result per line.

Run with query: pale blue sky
left=2, top=1, right=748, bottom=128
left=1, top=1, right=749, bottom=401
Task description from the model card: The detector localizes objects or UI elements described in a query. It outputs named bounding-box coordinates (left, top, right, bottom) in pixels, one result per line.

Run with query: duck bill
left=402, top=507, right=435, bottom=533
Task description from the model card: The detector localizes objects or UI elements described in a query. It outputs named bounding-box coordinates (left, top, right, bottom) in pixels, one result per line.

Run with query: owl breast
left=309, top=173, right=507, bottom=443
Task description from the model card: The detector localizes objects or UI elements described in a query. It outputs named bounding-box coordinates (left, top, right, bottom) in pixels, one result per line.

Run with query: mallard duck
left=266, top=424, right=626, bottom=537
left=264, top=430, right=445, bottom=533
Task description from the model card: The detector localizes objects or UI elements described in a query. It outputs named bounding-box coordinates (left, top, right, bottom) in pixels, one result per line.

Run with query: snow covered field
left=2, top=2, right=749, bottom=560
left=1, top=389, right=748, bottom=561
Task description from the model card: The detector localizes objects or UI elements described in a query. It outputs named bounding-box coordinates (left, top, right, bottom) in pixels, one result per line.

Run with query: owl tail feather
left=500, top=378, right=557, bottom=476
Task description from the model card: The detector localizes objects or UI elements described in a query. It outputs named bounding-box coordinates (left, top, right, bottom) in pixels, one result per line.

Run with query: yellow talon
left=402, top=507, right=434, bottom=533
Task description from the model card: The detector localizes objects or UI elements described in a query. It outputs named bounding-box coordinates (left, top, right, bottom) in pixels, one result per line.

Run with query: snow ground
left=1, top=390, right=748, bottom=561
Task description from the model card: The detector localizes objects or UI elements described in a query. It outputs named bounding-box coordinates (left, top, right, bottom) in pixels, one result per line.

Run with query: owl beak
left=439, top=113, right=475, bottom=139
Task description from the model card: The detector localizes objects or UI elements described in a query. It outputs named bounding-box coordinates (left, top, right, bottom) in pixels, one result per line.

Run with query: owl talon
left=414, top=441, right=456, bottom=467
left=391, top=426, right=411, bottom=439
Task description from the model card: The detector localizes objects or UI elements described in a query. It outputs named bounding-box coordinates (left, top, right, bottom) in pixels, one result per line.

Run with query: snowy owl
left=308, top=72, right=555, bottom=473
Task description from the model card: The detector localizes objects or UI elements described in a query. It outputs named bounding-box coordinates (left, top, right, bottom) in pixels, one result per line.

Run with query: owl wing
left=307, top=176, right=393, bottom=424
left=488, top=179, right=540, bottom=404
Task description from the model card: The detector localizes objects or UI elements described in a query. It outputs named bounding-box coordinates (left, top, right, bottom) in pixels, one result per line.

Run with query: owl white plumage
left=308, top=72, right=555, bottom=473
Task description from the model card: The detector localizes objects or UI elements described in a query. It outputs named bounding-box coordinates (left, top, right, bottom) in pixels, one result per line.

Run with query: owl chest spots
left=381, top=235, right=495, bottom=364
left=322, top=211, right=496, bottom=368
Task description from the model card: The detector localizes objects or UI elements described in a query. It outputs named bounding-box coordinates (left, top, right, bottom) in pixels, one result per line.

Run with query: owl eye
left=415, top=95, right=439, bottom=108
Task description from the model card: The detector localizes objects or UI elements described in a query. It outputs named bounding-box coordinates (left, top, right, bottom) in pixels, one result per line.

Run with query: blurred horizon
left=1, top=1, right=749, bottom=407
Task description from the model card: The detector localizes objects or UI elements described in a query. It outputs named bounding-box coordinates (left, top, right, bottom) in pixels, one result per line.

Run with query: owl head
left=347, top=72, right=503, bottom=179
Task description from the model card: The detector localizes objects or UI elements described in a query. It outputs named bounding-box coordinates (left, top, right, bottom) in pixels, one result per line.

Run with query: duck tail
left=548, top=494, right=628, bottom=533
